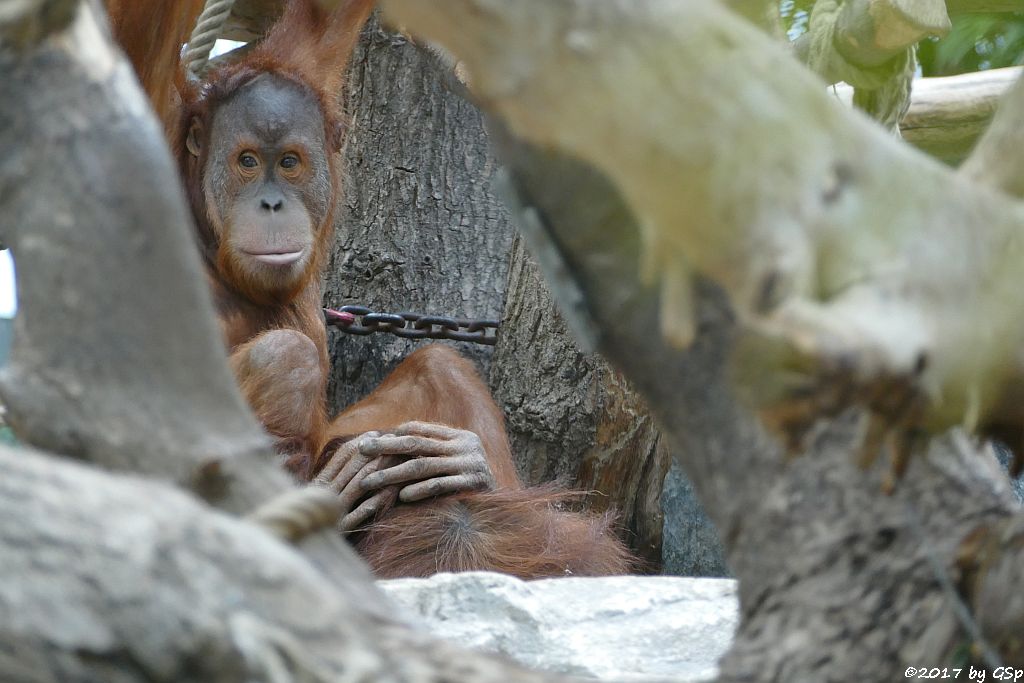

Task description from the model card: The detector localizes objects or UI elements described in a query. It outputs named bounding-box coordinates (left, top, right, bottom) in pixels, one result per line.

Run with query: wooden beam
left=961, top=71, right=1024, bottom=197
left=832, top=66, right=1022, bottom=163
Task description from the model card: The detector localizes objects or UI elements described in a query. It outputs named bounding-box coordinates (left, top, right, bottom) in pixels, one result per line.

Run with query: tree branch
left=382, top=0, right=1024, bottom=452
left=795, top=0, right=948, bottom=88
left=483, top=127, right=1024, bottom=679
left=959, top=72, right=1024, bottom=198
left=0, top=0, right=263, bottom=487
left=723, top=0, right=783, bottom=35
left=0, top=443, right=585, bottom=682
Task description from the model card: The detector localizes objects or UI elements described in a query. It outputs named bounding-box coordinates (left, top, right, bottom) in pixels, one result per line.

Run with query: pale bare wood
left=830, top=65, right=1023, bottom=163
left=378, top=1, right=1024, bottom=432
left=902, top=66, right=1021, bottom=164
left=960, top=71, right=1024, bottom=197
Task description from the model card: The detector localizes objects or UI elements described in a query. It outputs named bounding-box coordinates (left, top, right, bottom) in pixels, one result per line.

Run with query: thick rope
left=851, top=47, right=917, bottom=136
left=247, top=486, right=344, bottom=543
left=184, top=0, right=238, bottom=78
left=806, top=0, right=916, bottom=135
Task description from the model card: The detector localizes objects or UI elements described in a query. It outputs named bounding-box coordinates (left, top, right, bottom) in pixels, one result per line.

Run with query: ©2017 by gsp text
left=906, top=667, right=1024, bottom=681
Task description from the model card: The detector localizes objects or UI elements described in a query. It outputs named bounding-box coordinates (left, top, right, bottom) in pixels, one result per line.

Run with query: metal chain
left=324, top=306, right=500, bottom=346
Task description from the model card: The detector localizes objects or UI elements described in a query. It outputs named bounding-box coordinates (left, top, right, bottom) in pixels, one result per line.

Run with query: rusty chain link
left=324, top=305, right=500, bottom=346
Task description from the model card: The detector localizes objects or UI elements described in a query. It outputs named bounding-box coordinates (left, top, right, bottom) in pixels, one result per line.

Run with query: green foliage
left=780, top=0, right=815, bottom=39
left=779, top=2, right=1024, bottom=76
left=919, top=12, right=1024, bottom=76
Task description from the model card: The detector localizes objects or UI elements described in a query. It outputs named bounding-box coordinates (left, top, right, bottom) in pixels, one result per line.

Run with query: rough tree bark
left=490, top=235, right=729, bottom=575
left=323, top=16, right=514, bottom=410
left=489, top=235, right=673, bottom=569
left=383, top=0, right=1024, bottom=679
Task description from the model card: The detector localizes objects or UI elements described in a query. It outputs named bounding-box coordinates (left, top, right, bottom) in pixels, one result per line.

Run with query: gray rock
left=661, top=461, right=730, bottom=577
left=379, top=572, right=738, bottom=681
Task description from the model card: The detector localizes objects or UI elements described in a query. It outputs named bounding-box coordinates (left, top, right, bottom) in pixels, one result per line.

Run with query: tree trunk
left=660, top=461, right=730, bottom=577
left=489, top=235, right=670, bottom=568
left=328, top=21, right=726, bottom=575
left=491, top=235, right=728, bottom=575
left=324, top=17, right=515, bottom=410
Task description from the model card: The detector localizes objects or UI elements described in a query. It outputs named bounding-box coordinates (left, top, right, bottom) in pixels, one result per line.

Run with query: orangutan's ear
left=186, top=117, right=203, bottom=158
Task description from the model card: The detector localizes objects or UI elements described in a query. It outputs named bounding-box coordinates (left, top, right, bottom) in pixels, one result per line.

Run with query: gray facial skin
left=202, top=73, right=334, bottom=291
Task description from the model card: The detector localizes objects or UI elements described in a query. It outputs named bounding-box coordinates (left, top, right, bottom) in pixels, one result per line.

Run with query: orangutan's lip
left=247, top=250, right=304, bottom=266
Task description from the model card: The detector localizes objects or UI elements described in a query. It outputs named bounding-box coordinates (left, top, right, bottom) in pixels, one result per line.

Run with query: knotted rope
left=184, top=0, right=238, bottom=78
left=248, top=486, right=344, bottom=543
left=805, top=0, right=917, bottom=135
